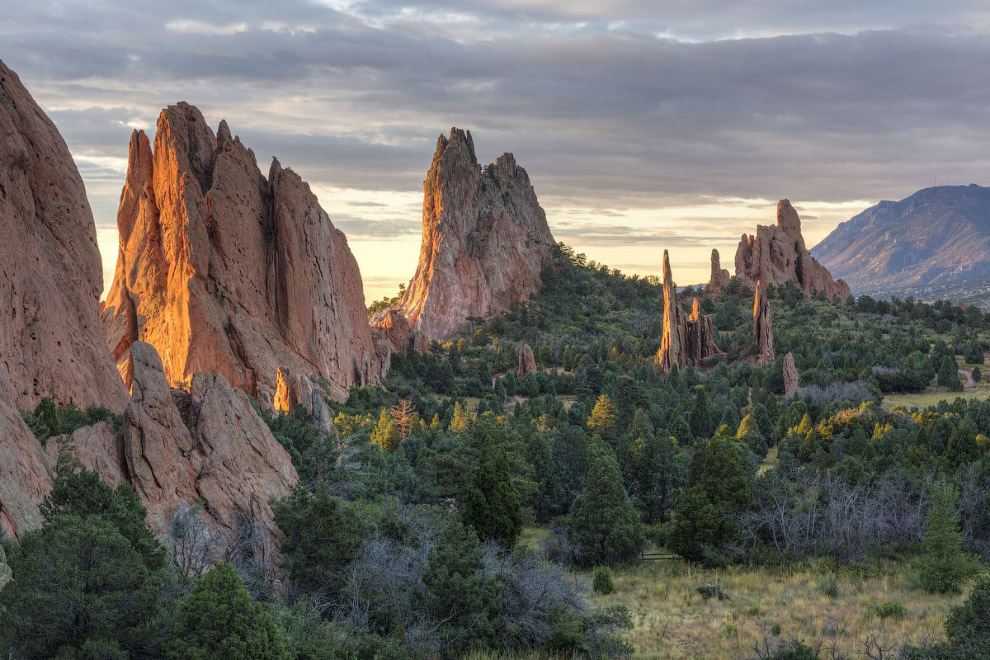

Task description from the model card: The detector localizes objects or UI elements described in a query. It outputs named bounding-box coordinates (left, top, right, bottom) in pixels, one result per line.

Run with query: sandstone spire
left=686, top=298, right=726, bottom=364
left=706, top=248, right=731, bottom=297
left=372, top=128, right=555, bottom=346
left=102, top=103, right=380, bottom=401
left=735, top=200, right=851, bottom=299
left=753, top=280, right=775, bottom=365
left=0, top=60, right=128, bottom=411
left=517, top=342, right=538, bottom=378
left=783, top=352, right=799, bottom=396
left=657, top=250, right=686, bottom=371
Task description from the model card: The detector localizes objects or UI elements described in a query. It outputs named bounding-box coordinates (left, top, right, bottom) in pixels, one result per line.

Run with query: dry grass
left=587, top=558, right=962, bottom=660
left=882, top=356, right=990, bottom=410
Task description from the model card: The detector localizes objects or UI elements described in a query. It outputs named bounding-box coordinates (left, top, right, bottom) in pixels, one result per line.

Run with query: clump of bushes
left=593, top=566, right=615, bottom=595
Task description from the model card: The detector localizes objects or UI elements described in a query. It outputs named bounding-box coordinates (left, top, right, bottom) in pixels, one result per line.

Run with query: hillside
left=812, top=184, right=990, bottom=296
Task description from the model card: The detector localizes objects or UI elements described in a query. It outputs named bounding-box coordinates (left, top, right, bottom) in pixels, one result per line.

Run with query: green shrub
left=592, top=566, right=615, bottom=595
left=867, top=600, right=907, bottom=620
left=916, top=484, right=980, bottom=594
left=696, top=582, right=729, bottom=601
left=817, top=574, right=839, bottom=598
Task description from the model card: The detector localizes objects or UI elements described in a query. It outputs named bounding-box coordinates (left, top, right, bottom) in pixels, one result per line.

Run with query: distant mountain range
left=812, top=184, right=990, bottom=298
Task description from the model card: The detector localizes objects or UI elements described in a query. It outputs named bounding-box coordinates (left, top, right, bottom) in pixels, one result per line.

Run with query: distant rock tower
left=706, top=248, right=731, bottom=297
left=753, top=280, right=776, bottom=365
left=658, top=252, right=724, bottom=371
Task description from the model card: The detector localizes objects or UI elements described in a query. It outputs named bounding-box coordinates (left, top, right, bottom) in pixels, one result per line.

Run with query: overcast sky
left=6, top=0, right=990, bottom=300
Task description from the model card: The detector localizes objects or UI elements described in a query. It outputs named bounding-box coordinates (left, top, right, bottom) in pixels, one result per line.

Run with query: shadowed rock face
left=735, top=200, right=850, bottom=300
left=102, top=103, right=380, bottom=402
left=0, top=60, right=128, bottom=411
left=706, top=248, right=731, bottom=297
left=373, top=128, right=555, bottom=346
left=753, top=281, right=775, bottom=366
left=783, top=352, right=799, bottom=396
left=517, top=342, right=538, bottom=378
left=0, top=369, right=52, bottom=539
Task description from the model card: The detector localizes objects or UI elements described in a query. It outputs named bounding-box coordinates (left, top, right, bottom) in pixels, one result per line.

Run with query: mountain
left=373, top=128, right=556, bottom=347
left=101, top=103, right=383, bottom=403
left=0, top=60, right=128, bottom=411
left=812, top=184, right=990, bottom=295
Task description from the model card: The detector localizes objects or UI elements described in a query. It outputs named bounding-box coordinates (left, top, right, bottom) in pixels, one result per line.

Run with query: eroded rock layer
left=735, top=200, right=851, bottom=300
left=706, top=248, right=731, bottom=297
left=658, top=253, right=724, bottom=371
left=102, top=103, right=379, bottom=402
left=0, top=370, right=52, bottom=539
left=753, top=281, right=776, bottom=365
left=373, top=128, right=555, bottom=345
left=0, top=60, right=127, bottom=411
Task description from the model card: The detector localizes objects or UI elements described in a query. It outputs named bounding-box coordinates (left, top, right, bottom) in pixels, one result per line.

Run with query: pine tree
left=165, top=562, right=290, bottom=660
left=370, top=408, right=401, bottom=452
left=461, top=443, right=523, bottom=547
left=449, top=401, right=473, bottom=433
left=586, top=393, right=617, bottom=435
left=567, top=441, right=644, bottom=566
left=389, top=398, right=416, bottom=440
left=690, top=389, right=715, bottom=439
left=938, top=356, right=963, bottom=392
left=917, top=483, right=979, bottom=594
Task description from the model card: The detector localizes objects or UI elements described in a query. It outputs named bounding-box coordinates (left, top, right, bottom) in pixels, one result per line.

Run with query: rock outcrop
left=102, top=103, right=379, bottom=402
left=657, top=251, right=687, bottom=371
left=372, top=128, right=556, bottom=346
left=658, top=253, right=725, bottom=371
left=753, top=281, right=775, bottom=365
left=0, top=370, right=52, bottom=539
left=783, top=352, right=799, bottom=397
left=516, top=342, right=538, bottom=378
left=735, top=200, right=851, bottom=300
left=121, top=342, right=297, bottom=536
left=706, top=249, right=731, bottom=297
left=686, top=298, right=725, bottom=364
left=0, top=60, right=128, bottom=411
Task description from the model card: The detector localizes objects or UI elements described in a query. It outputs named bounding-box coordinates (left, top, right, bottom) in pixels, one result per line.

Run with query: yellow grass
left=882, top=356, right=990, bottom=410
left=588, top=559, right=962, bottom=660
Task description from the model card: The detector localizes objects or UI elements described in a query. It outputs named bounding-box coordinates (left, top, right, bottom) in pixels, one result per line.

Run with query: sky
left=5, top=1, right=990, bottom=302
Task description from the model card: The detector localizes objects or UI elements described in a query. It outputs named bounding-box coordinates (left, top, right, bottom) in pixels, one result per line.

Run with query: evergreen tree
left=938, top=356, right=963, bottom=391
left=973, top=366, right=983, bottom=383
left=0, top=515, right=159, bottom=659
left=567, top=442, right=644, bottom=565
left=371, top=408, right=401, bottom=452
left=165, top=562, right=290, bottom=660
left=669, top=485, right=719, bottom=562
left=449, top=401, right=473, bottom=433
left=586, top=393, right=617, bottom=436
left=461, top=443, right=523, bottom=547
left=964, top=341, right=984, bottom=364
left=917, top=483, right=979, bottom=594
left=690, top=389, right=715, bottom=439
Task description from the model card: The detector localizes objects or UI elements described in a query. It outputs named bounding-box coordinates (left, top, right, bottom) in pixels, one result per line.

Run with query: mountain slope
left=812, top=184, right=990, bottom=294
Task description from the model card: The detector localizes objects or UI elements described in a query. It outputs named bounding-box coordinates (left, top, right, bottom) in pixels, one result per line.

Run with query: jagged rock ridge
left=0, top=60, right=128, bottom=411
left=735, top=200, right=850, bottom=300
left=102, top=103, right=380, bottom=402
left=657, top=251, right=724, bottom=371
left=372, top=128, right=555, bottom=346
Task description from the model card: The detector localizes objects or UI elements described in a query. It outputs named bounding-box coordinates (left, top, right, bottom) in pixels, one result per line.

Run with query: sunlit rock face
left=0, top=60, right=128, bottom=411
left=657, top=251, right=724, bottom=371
left=735, top=200, right=851, bottom=300
left=0, top=369, right=52, bottom=539
left=753, top=280, right=776, bottom=366
left=102, top=103, right=380, bottom=402
left=372, top=128, right=555, bottom=347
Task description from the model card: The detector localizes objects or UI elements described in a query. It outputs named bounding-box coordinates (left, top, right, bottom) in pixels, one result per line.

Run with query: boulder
left=783, top=352, right=799, bottom=397
left=753, top=281, right=776, bottom=365
left=372, top=128, right=555, bottom=344
left=0, top=60, right=127, bottom=411
left=516, top=342, right=538, bottom=378
left=735, top=200, right=851, bottom=300
left=102, top=104, right=379, bottom=403
left=706, top=248, right=731, bottom=297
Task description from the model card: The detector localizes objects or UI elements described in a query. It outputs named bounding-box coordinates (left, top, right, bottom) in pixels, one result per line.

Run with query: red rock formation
left=686, top=298, right=726, bottom=364
left=373, top=128, right=555, bottom=345
left=0, top=61, right=128, bottom=411
left=657, top=251, right=687, bottom=371
left=783, top=352, right=799, bottom=396
left=121, top=342, right=297, bottom=536
left=517, top=342, right=538, bottom=378
left=706, top=248, right=731, bottom=297
left=0, top=370, right=52, bottom=538
left=102, top=103, right=379, bottom=402
left=735, top=200, right=851, bottom=300
left=753, top=281, right=776, bottom=365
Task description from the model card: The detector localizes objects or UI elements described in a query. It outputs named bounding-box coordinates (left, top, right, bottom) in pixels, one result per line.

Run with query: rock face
left=373, top=128, right=555, bottom=346
left=735, top=200, right=851, bottom=300
left=658, top=252, right=724, bottom=371
left=706, top=249, right=731, bottom=297
left=102, top=103, right=379, bottom=402
left=516, top=342, right=538, bottom=378
left=657, top=251, right=687, bottom=372
left=783, top=352, right=799, bottom=397
left=0, top=370, right=52, bottom=539
left=0, top=60, right=128, bottom=411
left=753, top=281, right=775, bottom=365
left=122, top=342, right=297, bottom=536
